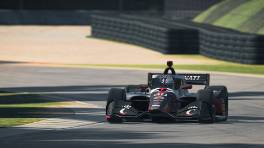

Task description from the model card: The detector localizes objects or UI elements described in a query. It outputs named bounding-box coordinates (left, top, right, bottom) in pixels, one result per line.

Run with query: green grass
left=194, top=0, right=264, bottom=35
left=258, top=26, right=264, bottom=34
left=0, top=93, right=66, bottom=127
left=214, top=0, right=264, bottom=30
left=193, top=1, right=222, bottom=22
left=74, top=64, right=264, bottom=75
left=0, top=118, right=41, bottom=127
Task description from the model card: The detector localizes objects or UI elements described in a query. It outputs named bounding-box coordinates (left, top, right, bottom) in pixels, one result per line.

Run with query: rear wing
left=148, top=73, right=210, bottom=86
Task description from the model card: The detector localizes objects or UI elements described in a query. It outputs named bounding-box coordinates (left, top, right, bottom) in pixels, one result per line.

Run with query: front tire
left=207, top=86, right=228, bottom=121
left=198, top=89, right=215, bottom=123
left=106, top=88, right=126, bottom=123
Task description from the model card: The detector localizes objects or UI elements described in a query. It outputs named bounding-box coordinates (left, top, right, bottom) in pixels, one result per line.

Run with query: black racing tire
left=207, top=86, right=228, bottom=121
left=197, top=89, right=216, bottom=123
left=106, top=88, right=126, bottom=123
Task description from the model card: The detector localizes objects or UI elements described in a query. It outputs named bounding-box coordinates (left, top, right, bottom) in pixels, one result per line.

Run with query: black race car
left=106, top=61, right=228, bottom=123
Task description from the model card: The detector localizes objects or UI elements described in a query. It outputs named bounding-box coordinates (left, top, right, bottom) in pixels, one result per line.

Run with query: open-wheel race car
left=105, top=61, right=228, bottom=123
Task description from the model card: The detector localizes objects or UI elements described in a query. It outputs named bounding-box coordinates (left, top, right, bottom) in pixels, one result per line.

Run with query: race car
left=105, top=61, right=228, bottom=123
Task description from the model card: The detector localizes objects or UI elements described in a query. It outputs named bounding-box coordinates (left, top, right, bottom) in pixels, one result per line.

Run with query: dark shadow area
left=0, top=0, right=164, bottom=25
left=207, top=115, right=264, bottom=124
left=0, top=127, right=263, bottom=148
left=124, top=114, right=264, bottom=124
left=0, top=107, right=105, bottom=124
left=19, top=142, right=263, bottom=148
left=0, top=94, right=59, bottom=104
left=0, top=61, right=25, bottom=64
left=120, top=114, right=264, bottom=124
left=0, top=107, right=74, bottom=118
left=229, top=98, right=264, bottom=101
left=229, top=116, right=264, bottom=122
left=0, top=85, right=263, bottom=147
left=0, top=85, right=121, bottom=123
left=256, top=35, right=264, bottom=64
left=229, top=91, right=264, bottom=97
left=0, top=85, right=126, bottom=102
left=0, top=86, right=263, bottom=124
left=0, top=85, right=125, bottom=93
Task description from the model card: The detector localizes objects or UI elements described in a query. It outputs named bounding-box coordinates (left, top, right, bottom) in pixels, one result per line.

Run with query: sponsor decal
left=184, top=75, right=201, bottom=81
left=188, top=106, right=198, bottom=109
left=119, top=105, right=131, bottom=115
left=186, top=109, right=195, bottom=116
left=152, top=105, right=160, bottom=107
left=186, top=106, right=198, bottom=116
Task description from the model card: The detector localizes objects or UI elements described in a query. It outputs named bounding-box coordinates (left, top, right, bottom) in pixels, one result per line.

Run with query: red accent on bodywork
left=158, top=88, right=167, bottom=102
left=105, top=115, right=111, bottom=120
left=160, top=88, right=167, bottom=91
left=159, top=88, right=167, bottom=95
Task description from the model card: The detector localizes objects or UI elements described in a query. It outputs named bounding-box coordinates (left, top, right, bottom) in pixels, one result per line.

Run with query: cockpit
left=150, top=75, right=183, bottom=90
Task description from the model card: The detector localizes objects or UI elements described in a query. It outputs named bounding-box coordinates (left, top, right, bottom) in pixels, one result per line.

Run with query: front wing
left=110, top=100, right=203, bottom=121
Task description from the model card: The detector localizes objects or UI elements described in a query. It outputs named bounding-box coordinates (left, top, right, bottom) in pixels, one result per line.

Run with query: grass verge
left=0, top=93, right=69, bottom=127
left=0, top=118, right=41, bottom=128
left=194, top=0, right=264, bottom=35
left=193, top=0, right=229, bottom=23
left=214, top=0, right=264, bottom=30
left=71, top=64, right=264, bottom=75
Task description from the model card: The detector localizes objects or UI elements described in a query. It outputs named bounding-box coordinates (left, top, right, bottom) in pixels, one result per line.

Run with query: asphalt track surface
left=0, top=63, right=264, bottom=148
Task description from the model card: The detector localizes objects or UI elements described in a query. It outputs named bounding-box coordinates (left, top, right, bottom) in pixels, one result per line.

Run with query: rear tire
left=198, top=89, right=215, bottom=123
left=207, top=86, right=228, bottom=121
left=106, top=88, right=126, bottom=123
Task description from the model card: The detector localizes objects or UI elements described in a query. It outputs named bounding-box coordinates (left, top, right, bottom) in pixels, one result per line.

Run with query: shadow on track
left=0, top=127, right=263, bottom=148
left=0, top=86, right=263, bottom=124
left=229, top=91, right=264, bottom=98
left=0, top=86, right=263, bottom=147
left=0, top=85, right=120, bottom=122
left=0, top=85, right=125, bottom=102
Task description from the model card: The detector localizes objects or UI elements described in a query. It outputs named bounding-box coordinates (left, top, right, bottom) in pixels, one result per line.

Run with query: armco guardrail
left=91, top=14, right=199, bottom=54
left=199, top=28, right=264, bottom=64
left=91, top=14, right=264, bottom=64
left=153, top=19, right=264, bottom=64
left=159, top=19, right=264, bottom=64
